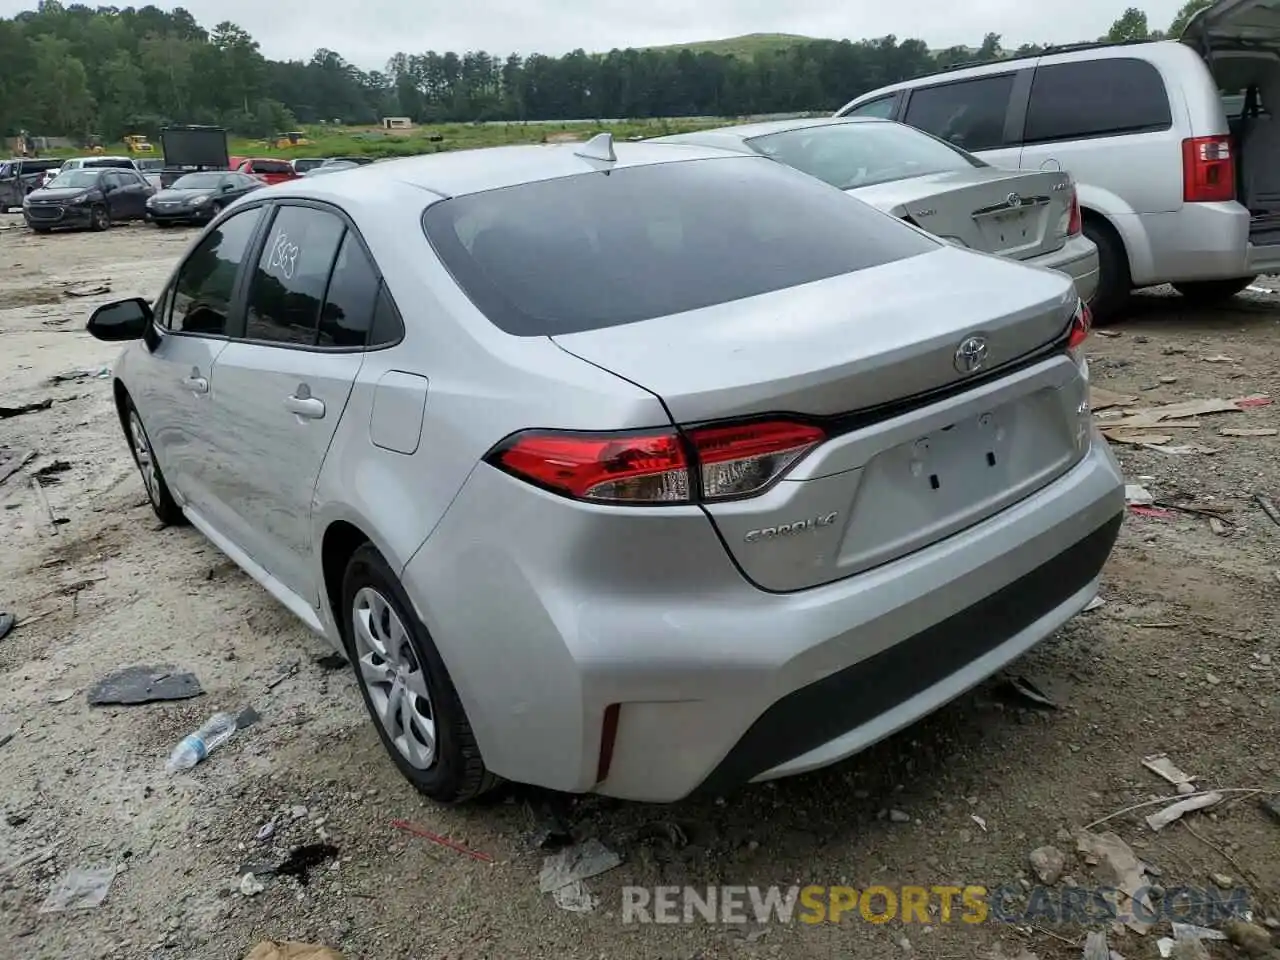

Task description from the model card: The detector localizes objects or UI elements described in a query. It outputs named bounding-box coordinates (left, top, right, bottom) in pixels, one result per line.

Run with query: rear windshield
left=251, top=159, right=292, bottom=173
left=84, top=158, right=135, bottom=169
left=747, top=121, right=983, bottom=191
left=422, top=156, right=937, bottom=336
left=172, top=173, right=225, bottom=189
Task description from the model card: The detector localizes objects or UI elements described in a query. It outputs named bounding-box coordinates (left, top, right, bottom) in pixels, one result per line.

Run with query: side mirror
left=86, top=298, right=153, bottom=342
left=221, top=182, right=235, bottom=192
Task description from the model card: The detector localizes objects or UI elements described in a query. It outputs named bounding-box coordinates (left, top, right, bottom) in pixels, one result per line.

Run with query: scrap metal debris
left=1256, top=495, right=1280, bottom=528
left=63, top=283, right=110, bottom=298
left=0, top=399, right=52, bottom=419
left=1075, top=828, right=1155, bottom=933
left=539, top=838, right=622, bottom=914
left=1145, top=791, right=1223, bottom=832
left=391, top=819, right=493, bottom=863
left=87, top=665, right=204, bottom=706
left=0, top=612, right=12, bottom=642
left=1142, top=754, right=1195, bottom=787
left=39, top=865, right=116, bottom=912
left=1000, top=675, right=1058, bottom=709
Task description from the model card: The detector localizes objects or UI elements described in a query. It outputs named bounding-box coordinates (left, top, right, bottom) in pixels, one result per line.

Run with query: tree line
left=0, top=0, right=1213, bottom=141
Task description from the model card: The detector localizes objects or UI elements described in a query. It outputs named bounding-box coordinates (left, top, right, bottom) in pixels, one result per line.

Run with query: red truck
left=235, top=157, right=298, bottom=186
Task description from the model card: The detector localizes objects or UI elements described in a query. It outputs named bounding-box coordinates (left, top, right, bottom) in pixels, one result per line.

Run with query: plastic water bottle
left=166, top=712, right=237, bottom=773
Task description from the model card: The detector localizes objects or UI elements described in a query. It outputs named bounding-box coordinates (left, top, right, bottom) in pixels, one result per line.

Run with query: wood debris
left=1220, top=427, right=1278, bottom=437
left=1090, top=386, right=1138, bottom=410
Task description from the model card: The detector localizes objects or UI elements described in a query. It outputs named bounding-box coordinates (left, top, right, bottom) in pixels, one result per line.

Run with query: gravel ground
left=1, top=211, right=1277, bottom=960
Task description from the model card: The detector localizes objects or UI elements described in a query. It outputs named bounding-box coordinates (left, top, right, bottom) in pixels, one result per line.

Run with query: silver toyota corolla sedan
left=655, top=118, right=1100, bottom=303
left=86, top=134, right=1124, bottom=804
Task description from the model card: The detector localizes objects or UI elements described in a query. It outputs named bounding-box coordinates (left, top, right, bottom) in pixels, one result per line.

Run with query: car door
left=204, top=202, right=371, bottom=603
left=101, top=171, right=131, bottom=219
left=899, top=70, right=1028, bottom=170
left=134, top=205, right=268, bottom=516
left=122, top=170, right=152, bottom=218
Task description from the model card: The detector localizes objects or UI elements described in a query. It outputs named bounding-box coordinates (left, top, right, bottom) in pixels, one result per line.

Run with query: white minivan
left=836, top=0, right=1280, bottom=319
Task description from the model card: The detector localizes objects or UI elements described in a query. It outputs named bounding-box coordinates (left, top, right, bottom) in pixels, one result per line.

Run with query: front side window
left=423, top=155, right=937, bottom=336
left=1025, top=59, right=1172, bottom=143
left=749, top=121, right=983, bottom=191
left=243, top=206, right=345, bottom=345
left=171, top=206, right=265, bottom=336
left=902, top=74, right=1016, bottom=152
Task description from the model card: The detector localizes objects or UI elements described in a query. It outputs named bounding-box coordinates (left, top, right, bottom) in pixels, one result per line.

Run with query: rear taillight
left=489, top=420, right=826, bottom=505
left=1067, top=186, right=1082, bottom=236
left=1067, top=299, right=1091, bottom=352
left=1182, top=136, right=1235, bottom=203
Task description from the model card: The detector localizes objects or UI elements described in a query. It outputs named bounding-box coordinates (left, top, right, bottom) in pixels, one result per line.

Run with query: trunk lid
left=1183, top=0, right=1280, bottom=52
left=553, top=246, right=1086, bottom=591
left=850, top=168, right=1074, bottom=261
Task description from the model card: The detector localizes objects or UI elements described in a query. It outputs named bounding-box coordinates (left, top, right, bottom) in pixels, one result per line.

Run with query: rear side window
left=253, top=159, right=293, bottom=174
left=1024, top=59, right=1172, bottom=143
left=903, top=74, right=1016, bottom=151
left=422, top=157, right=936, bottom=336
left=171, top=207, right=265, bottom=336
left=244, top=206, right=345, bottom=345
left=845, top=97, right=896, bottom=119
left=317, top=232, right=381, bottom=347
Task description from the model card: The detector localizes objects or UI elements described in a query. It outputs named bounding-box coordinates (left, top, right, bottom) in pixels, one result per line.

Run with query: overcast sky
left=5, top=0, right=1192, bottom=69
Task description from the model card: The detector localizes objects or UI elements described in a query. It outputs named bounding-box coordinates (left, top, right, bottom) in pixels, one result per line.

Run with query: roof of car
left=261, top=139, right=748, bottom=201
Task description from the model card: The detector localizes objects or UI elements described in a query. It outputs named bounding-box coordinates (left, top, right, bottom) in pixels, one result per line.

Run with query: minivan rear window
left=422, top=157, right=937, bottom=336
left=1024, top=59, right=1172, bottom=143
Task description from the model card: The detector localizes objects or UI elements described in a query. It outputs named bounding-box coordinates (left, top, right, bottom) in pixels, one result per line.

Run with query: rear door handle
left=284, top=394, right=325, bottom=419
left=181, top=373, right=208, bottom=394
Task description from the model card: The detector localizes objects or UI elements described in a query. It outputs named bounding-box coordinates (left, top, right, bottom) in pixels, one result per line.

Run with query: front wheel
left=1172, top=277, right=1256, bottom=305
left=90, top=204, right=110, bottom=232
left=125, top=400, right=185, bottom=525
left=341, top=544, right=497, bottom=804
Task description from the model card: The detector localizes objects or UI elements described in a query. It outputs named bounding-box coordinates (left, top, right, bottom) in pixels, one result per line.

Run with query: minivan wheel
left=125, top=400, right=185, bottom=525
left=1083, top=218, right=1131, bottom=324
left=1172, top=277, right=1256, bottom=305
left=90, top=205, right=110, bottom=231
left=340, top=544, right=498, bottom=804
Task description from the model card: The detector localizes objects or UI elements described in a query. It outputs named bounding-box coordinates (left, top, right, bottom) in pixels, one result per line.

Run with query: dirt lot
left=1, top=211, right=1278, bottom=960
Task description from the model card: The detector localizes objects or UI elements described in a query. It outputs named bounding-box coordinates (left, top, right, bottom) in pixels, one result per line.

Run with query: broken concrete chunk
left=1029, top=845, right=1065, bottom=884
left=87, top=665, right=204, bottom=706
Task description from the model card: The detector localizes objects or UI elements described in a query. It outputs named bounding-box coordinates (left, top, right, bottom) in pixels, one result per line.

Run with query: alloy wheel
left=351, top=586, right=437, bottom=769
left=129, top=411, right=159, bottom=506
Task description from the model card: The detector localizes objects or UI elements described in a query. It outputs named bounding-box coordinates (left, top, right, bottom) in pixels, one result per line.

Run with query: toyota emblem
left=954, top=335, right=990, bottom=374
left=1006, top=193, right=1023, bottom=207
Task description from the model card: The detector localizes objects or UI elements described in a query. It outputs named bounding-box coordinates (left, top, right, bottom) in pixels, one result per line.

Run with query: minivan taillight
left=488, top=420, right=826, bottom=504
left=1182, top=136, right=1235, bottom=203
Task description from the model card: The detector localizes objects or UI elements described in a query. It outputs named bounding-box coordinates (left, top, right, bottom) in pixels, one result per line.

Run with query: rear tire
left=1172, top=277, right=1255, bottom=305
left=340, top=544, right=498, bottom=804
left=1082, top=217, right=1130, bottom=324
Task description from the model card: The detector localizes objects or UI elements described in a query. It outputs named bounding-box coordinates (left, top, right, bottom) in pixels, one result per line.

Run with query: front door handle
left=181, top=371, right=208, bottom=394
left=284, top=393, right=325, bottom=420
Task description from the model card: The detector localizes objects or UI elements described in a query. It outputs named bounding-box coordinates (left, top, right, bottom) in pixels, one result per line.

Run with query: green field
left=643, top=32, right=819, bottom=59
left=46, top=118, right=732, bottom=163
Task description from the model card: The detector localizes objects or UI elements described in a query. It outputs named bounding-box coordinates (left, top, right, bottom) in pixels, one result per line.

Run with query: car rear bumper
left=1028, top=234, right=1099, bottom=303
left=402, top=430, right=1124, bottom=802
left=1127, top=203, right=1258, bottom=283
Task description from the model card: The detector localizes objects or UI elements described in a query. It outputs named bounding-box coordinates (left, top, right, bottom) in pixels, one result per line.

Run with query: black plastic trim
left=695, top=512, right=1123, bottom=796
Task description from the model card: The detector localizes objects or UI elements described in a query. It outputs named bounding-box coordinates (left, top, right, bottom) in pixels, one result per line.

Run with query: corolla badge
left=744, top=512, right=839, bottom=543
left=954, top=335, right=990, bottom=374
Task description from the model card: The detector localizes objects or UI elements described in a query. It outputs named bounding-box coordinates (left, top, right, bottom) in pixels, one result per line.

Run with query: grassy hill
left=644, top=33, right=819, bottom=59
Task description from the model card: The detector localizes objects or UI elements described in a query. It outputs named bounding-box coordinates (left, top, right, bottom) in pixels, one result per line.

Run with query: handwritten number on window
left=266, top=229, right=300, bottom=281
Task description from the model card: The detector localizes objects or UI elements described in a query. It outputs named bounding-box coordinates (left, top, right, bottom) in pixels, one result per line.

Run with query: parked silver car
left=656, top=118, right=1099, bottom=303
left=86, top=135, right=1123, bottom=804
left=835, top=0, right=1280, bottom=318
